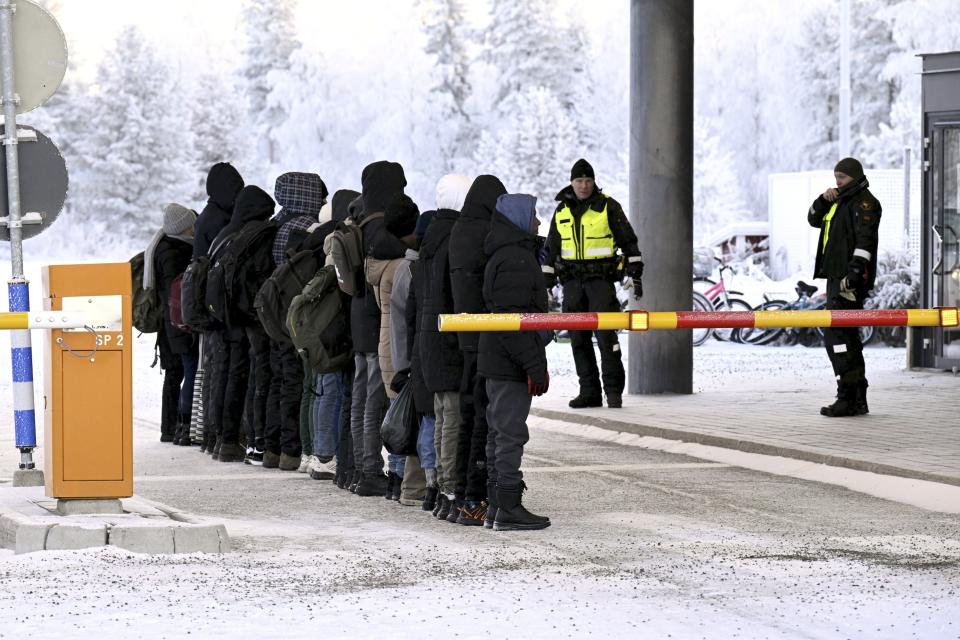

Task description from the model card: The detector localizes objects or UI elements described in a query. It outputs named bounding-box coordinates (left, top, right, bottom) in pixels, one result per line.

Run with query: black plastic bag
left=380, top=383, right=419, bottom=455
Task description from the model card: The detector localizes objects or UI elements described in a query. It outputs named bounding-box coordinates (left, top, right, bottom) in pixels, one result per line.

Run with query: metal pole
left=903, top=147, right=912, bottom=241
left=838, top=0, right=851, bottom=159
left=628, top=0, right=694, bottom=394
left=0, top=0, right=40, bottom=476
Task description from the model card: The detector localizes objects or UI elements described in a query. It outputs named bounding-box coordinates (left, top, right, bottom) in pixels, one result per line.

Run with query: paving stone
left=109, top=524, right=175, bottom=554
left=45, top=523, right=108, bottom=550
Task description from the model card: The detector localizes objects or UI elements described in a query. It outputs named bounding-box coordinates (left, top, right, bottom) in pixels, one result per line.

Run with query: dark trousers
left=336, top=361, right=355, bottom=473
left=179, top=349, right=199, bottom=420
left=203, top=330, right=226, bottom=439
left=158, top=330, right=184, bottom=438
left=220, top=331, right=251, bottom=445
left=562, top=277, right=625, bottom=397
left=265, top=340, right=304, bottom=457
left=485, top=379, right=532, bottom=488
left=823, top=278, right=867, bottom=385
left=456, top=351, right=489, bottom=502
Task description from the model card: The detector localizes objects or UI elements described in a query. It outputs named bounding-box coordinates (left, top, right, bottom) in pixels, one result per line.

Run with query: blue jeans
left=417, top=415, right=437, bottom=470
left=312, top=373, right=342, bottom=460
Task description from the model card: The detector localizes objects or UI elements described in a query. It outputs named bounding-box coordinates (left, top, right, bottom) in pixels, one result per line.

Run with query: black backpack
left=181, top=256, right=215, bottom=330
left=206, top=221, right=277, bottom=326
left=254, top=221, right=335, bottom=344
left=130, top=252, right=162, bottom=333
left=287, top=265, right=352, bottom=374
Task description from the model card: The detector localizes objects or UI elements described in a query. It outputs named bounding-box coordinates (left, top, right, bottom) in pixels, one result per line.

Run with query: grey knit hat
left=162, top=203, right=196, bottom=235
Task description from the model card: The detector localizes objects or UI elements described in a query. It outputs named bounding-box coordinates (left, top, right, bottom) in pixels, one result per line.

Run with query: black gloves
left=527, top=370, right=550, bottom=396
left=625, top=259, right=644, bottom=300
left=846, top=257, right=868, bottom=289
left=542, top=265, right=557, bottom=290
left=390, top=368, right=410, bottom=394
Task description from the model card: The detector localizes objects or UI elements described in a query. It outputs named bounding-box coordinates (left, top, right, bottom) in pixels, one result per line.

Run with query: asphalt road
left=1, top=417, right=957, bottom=640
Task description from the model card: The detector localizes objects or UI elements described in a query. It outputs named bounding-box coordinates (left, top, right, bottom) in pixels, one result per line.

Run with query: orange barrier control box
left=41, top=263, right=133, bottom=499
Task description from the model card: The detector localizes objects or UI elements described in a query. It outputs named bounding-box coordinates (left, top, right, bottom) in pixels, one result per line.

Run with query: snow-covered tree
left=476, top=86, right=578, bottom=219
left=188, top=72, right=248, bottom=207
left=483, top=0, right=586, bottom=119
left=239, top=0, right=300, bottom=179
left=693, top=117, right=747, bottom=242
left=72, top=25, right=194, bottom=249
left=865, top=248, right=920, bottom=310
left=418, top=0, right=475, bottom=171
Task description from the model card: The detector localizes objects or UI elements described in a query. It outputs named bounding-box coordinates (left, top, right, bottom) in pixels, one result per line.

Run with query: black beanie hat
left=834, top=157, right=864, bottom=181
left=385, top=194, right=420, bottom=238
left=570, top=158, right=595, bottom=181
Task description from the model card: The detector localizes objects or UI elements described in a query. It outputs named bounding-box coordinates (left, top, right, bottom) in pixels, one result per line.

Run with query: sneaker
left=244, top=447, right=265, bottom=466
left=310, top=457, right=337, bottom=480
left=568, top=394, right=603, bottom=409
left=422, top=487, right=438, bottom=512
left=278, top=453, right=301, bottom=471
left=457, top=500, right=487, bottom=526
left=297, top=454, right=310, bottom=473
left=262, top=451, right=281, bottom=469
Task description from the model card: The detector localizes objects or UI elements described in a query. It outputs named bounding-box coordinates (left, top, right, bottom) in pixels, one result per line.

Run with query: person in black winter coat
left=448, top=174, right=507, bottom=520
left=194, top=162, right=244, bottom=260
left=147, top=204, right=198, bottom=444
left=212, top=185, right=276, bottom=463
left=351, top=161, right=407, bottom=497
left=262, top=172, right=327, bottom=471
left=479, top=193, right=551, bottom=531
left=193, top=162, right=243, bottom=454
left=807, top=157, right=882, bottom=417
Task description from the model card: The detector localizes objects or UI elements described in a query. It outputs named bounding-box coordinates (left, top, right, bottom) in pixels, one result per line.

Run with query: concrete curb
left=530, top=407, right=960, bottom=488
left=0, top=493, right=231, bottom=555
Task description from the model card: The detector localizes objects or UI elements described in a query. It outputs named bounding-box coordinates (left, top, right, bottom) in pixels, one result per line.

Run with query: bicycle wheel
left=713, top=297, right=752, bottom=342
left=739, top=300, right=788, bottom=346
left=691, top=291, right=712, bottom=347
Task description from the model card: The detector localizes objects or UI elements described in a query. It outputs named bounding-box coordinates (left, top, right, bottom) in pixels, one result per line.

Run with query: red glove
left=527, top=371, right=550, bottom=397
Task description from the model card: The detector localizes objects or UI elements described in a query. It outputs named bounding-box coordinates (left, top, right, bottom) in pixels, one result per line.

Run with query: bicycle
left=702, top=257, right=752, bottom=342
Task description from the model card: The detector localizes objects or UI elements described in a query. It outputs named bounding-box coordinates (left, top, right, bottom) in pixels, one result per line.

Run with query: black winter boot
left=349, top=469, right=362, bottom=493
left=385, top=471, right=398, bottom=500
left=568, top=393, right=603, bottom=409
left=820, top=383, right=859, bottom=417
left=606, top=393, right=622, bottom=409
left=493, top=483, right=550, bottom=531
left=447, top=496, right=464, bottom=523
left=855, top=379, right=869, bottom=415
left=422, top=487, right=438, bottom=512
left=484, top=480, right=498, bottom=529
left=217, top=442, right=246, bottom=463
left=356, top=472, right=388, bottom=497
left=174, top=422, right=192, bottom=446
left=435, top=494, right=451, bottom=520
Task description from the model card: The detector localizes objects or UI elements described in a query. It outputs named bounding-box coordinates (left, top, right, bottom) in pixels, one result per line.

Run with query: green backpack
left=287, top=265, right=352, bottom=374
left=130, top=252, right=163, bottom=333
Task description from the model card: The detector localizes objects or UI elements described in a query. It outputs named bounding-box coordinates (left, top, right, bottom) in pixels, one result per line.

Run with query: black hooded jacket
left=418, top=208, right=463, bottom=392
left=351, top=162, right=407, bottom=353
left=449, top=175, right=507, bottom=352
left=155, top=236, right=194, bottom=354
left=332, top=189, right=360, bottom=223
left=477, top=210, right=549, bottom=382
left=194, top=162, right=244, bottom=259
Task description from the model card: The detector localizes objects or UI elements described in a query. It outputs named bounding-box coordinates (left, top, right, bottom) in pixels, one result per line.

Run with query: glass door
left=933, top=125, right=960, bottom=365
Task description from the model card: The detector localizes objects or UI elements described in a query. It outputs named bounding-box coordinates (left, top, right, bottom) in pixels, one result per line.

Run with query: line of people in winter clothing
left=147, top=161, right=562, bottom=531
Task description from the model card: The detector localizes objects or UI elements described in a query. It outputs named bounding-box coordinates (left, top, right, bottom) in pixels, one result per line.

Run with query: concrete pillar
left=628, top=0, right=694, bottom=394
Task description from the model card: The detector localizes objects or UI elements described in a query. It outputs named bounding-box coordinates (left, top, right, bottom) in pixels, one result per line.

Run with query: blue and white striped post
left=1, top=0, right=40, bottom=477
left=8, top=280, right=36, bottom=468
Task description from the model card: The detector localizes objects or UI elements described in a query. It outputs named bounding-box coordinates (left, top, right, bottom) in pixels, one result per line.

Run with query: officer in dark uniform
left=807, top=157, right=881, bottom=417
left=542, top=159, right=643, bottom=409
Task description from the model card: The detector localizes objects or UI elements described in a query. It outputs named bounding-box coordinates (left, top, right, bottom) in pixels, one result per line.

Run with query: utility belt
left=557, top=257, right=623, bottom=283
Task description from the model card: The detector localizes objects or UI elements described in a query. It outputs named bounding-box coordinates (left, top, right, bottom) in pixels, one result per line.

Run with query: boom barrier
left=438, top=308, right=960, bottom=333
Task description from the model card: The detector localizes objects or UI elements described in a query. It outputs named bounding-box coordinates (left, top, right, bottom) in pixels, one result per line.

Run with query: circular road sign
left=0, top=0, right=68, bottom=114
left=0, top=124, right=69, bottom=241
